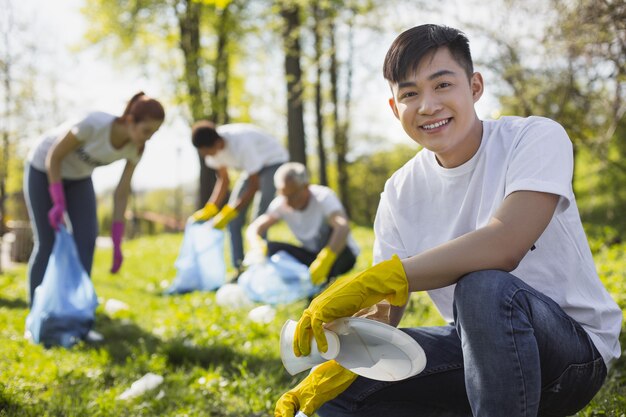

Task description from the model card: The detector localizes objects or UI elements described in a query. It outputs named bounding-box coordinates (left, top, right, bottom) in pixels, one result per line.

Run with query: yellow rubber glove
left=309, top=247, right=337, bottom=285
left=212, top=204, right=238, bottom=229
left=274, top=360, right=357, bottom=417
left=294, top=254, right=409, bottom=357
left=192, top=202, right=219, bottom=222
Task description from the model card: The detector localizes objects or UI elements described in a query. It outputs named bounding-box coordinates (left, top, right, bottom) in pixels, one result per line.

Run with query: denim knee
left=454, top=269, right=513, bottom=297
left=453, top=270, right=516, bottom=322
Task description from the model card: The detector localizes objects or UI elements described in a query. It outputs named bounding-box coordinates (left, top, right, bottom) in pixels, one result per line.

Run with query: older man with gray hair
left=245, top=162, right=359, bottom=285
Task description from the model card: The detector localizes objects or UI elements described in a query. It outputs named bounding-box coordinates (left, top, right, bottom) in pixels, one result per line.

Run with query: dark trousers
left=266, top=241, right=357, bottom=279
left=23, top=165, right=98, bottom=306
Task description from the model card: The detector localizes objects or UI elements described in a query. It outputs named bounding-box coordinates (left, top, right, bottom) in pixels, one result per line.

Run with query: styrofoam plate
left=325, top=317, right=427, bottom=381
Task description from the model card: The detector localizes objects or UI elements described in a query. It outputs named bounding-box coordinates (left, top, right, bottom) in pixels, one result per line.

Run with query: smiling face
left=388, top=47, right=484, bottom=168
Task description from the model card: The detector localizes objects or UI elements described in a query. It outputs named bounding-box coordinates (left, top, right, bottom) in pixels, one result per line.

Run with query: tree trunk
left=178, top=0, right=205, bottom=121
left=312, top=0, right=327, bottom=185
left=213, top=5, right=231, bottom=125
left=281, top=2, right=306, bottom=165
left=339, top=14, right=354, bottom=214
left=329, top=20, right=350, bottom=215
left=177, top=0, right=216, bottom=208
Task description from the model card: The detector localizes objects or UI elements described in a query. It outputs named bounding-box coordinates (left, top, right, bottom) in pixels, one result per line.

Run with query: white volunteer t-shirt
left=28, top=112, right=142, bottom=179
left=266, top=184, right=360, bottom=256
left=203, top=123, right=288, bottom=174
left=373, top=116, right=622, bottom=368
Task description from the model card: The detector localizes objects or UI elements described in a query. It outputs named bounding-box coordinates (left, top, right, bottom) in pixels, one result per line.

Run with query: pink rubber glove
left=110, top=221, right=124, bottom=273
left=47, top=182, right=66, bottom=231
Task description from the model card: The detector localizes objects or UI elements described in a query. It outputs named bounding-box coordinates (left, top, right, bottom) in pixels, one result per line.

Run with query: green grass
left=0, top=225, right=625, bottom=416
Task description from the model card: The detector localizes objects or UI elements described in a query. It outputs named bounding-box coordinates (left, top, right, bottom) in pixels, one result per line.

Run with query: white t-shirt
left=28, top=112, right=142, bottom=179
left=373, top=116, right=622, bottom=368
left=203, top=123, right=288, bottom=174
left=266, top=184, right=360, bottom=256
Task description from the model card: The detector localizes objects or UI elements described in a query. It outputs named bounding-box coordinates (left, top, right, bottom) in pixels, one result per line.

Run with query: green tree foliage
left=81, top=0, right=256, bottom=207
left=80, top=0, right=251, bottom=123
left=346, top=143, right=417, bottom=226
left=472, top=0, right=626, bottom=236
left=549, top=0, right=626, bottom=232
left=303, top=0, right=380, bottom=214
left=1, top=0, right=59, bottom=228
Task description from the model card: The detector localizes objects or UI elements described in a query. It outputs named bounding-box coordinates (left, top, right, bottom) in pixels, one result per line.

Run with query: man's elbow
left=498, top=250, right=526, bottom=272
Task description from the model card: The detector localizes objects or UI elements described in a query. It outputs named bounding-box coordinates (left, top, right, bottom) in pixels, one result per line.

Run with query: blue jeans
left=319, top=270, right=607, bottom=417
left=227, top=163, right=282, bottom=268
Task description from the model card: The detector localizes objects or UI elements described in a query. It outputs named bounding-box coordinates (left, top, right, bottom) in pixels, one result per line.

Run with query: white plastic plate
left=325, top=317, right=427, bottom=381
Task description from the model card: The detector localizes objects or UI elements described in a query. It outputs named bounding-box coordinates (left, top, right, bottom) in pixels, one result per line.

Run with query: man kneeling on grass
left=245, top=162, right=359, bottom=286
left=274, top=24, right=622, bottom=417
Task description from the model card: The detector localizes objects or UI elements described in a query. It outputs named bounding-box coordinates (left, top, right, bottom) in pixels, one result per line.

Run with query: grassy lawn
left=0, top=224, right=625, bottom=416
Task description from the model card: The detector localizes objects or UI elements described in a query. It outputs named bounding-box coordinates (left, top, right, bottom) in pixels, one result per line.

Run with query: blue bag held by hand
left=238, top=250, right=323, bottom=304
left=164, top=221, right=226, bottom=294
left=25, top=226, right=98, bottom=348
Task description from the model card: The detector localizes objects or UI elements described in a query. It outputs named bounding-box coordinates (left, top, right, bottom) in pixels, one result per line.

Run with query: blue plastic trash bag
left=164, top=221, right=226, bottom=294
left=25, top=226, right=98, bottom=348
left=238, top=251, right=323, bottom=304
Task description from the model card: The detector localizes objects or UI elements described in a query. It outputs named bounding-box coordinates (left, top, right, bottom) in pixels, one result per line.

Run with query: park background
left=0, top=0, right=625, bottom=415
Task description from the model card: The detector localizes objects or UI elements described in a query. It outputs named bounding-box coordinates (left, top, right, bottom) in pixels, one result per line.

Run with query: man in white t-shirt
left=190, top=121, right=288, bottom=274
left=275, top=24, right=622, bottom=417
left=245, top=162, right=359, bottom=285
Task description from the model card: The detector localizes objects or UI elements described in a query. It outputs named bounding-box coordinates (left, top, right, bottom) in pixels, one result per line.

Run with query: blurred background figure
left=245, top=162, right=359, bottom=286
left=190, top=121, right=288, bottom=279
left=24, top=92, right=165, bottom=305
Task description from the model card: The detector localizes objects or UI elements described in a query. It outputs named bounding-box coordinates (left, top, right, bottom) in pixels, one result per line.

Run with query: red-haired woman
left=24, top=92, right=165, bottom=306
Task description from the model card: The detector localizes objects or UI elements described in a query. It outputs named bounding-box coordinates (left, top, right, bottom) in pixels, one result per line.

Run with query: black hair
left=383, top=24, right=474, bottom=83
left=191, top=120, right=221, bottom=148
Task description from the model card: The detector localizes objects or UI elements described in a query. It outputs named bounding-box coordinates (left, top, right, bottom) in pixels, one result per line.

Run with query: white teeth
left=423, top=119, right=449, bottom=130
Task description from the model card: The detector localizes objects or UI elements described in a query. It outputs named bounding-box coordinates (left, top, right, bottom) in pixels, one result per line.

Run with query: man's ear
left=471, top=72, right=484, bottom=103
left=388, top=97, right=400, bottom=120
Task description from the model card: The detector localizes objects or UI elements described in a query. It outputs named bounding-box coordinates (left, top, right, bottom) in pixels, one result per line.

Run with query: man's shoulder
left=490, top=115, right=564, bottom=134
left=310, top=184, right=340, bottom=203
left=487, top=116, right=569, bottom=150
left=310, top=184, right=334, bottom=195
left=217, top=123, right=271, bottom=138
left=217, top=123, right=245, bottom=136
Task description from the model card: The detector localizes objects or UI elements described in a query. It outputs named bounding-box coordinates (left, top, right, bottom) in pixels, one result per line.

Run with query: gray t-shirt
left=28, top=111, right=142, bottom=179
